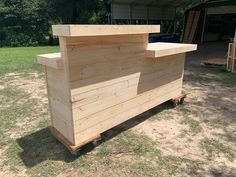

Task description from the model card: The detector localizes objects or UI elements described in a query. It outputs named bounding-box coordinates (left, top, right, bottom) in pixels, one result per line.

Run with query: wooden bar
left=37, top=25, right=197, bottom=149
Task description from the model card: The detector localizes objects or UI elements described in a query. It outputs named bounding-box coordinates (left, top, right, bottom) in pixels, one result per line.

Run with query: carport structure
left=110, top=0, right=202, bottom=33
left=110, top=0, right=201, bottom=23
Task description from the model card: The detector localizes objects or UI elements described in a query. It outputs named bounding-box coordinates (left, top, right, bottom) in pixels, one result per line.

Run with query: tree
left=0, top=0, right=110, bottom=46
left=52, top=0, right=108, bottom=24
left=0, top=0, right=54, bottom=46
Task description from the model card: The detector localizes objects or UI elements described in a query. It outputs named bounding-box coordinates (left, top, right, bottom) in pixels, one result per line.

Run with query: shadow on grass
left=16, top=102, right=174, bottom=168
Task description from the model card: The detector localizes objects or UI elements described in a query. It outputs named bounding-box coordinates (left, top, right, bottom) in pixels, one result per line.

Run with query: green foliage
left=0, top=0, right=110, bottom=46
left=0, top=0, right=55, bottom=46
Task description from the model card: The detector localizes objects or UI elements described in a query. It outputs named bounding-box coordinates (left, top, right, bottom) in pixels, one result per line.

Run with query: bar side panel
left=46, top=67, right=74, bottom=144
left=65, top=35, right=185, bottom=145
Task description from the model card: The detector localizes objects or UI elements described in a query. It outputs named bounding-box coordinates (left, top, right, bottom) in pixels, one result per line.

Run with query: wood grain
left=37, top=25, right=197, bottom=148
left=52, top=25, right=160, bottom=37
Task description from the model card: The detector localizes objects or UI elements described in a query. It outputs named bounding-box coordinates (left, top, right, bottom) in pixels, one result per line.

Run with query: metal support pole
left=234, top=27, right=236, bottom=43
left=110, top=1, right=114, bottom=24
left=174, top=7, right=177, bottom=34
left=200, top=9, right=207, bottom=44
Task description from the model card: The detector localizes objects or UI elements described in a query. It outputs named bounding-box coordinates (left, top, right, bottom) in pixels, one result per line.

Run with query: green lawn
left=0, top=46, right=59, bottom=74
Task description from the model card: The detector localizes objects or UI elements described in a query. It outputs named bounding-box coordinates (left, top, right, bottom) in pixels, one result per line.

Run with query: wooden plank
left=183, top=11, right=200, bottom=43
left=65, top=34, right=147, bottom=46
left=37, top=53, right=63, bottom=69
left=73, top=78, right=182, bottom=133
left=52, top=25, right=160, bottom=37
left=72, top=72, right=183, bottom=120
left=202, top=58, right=227, bottom=67
left=187, top=11, right=200, bottom=43
left=232, top=44, right=236, bottom=72
left=70, top=54, right=185, bottom=95
left=74, top=86, right=181, bottom=145
left=146, top=42, right=197, bottom=58
left=183, top=11, right=195, bottom=43
left=227, top=43, right=232, bottom=71
left=46, top=61, right=74, bottom=144
left=71, top=60, right=184, bottom=107
left=69, top=55, right=144, bottom=82
left=227, top=43, right=236, bottom=72
left=49, top=126, right=101, bottom=152
left=46, top=68, right=71, bottom=107
left=67, top=34, right=147, bottom=82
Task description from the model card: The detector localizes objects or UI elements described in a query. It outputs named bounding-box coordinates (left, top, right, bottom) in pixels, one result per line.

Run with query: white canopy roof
left=112, top=0, right=201, bottom=8
left=111, top=0, right=202, bottom=20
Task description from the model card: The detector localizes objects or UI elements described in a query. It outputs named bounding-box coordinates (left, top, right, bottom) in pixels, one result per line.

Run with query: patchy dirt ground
left=0, top=63, right=235, bottom=177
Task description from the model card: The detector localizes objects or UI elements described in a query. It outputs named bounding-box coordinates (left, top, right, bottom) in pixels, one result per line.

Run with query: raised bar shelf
left=37, top=53, right=63, bottom=69
left=146, top=42, right=197, bottom=58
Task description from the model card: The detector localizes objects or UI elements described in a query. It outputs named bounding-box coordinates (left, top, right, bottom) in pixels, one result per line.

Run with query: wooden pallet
left=49, top=126, right=101, bottom=153
left=171, top=92, right=187, bottom=106
left=201, top=58, right=227, bottom=67
left=227, top=43, right=236, bottom=73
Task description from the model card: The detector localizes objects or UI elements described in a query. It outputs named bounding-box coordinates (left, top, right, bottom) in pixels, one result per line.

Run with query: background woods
left=0, top=0, right=110, bottom=47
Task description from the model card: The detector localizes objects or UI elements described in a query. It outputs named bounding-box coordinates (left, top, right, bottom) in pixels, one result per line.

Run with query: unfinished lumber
left=227, top=43, right=236, bottom=73
left=37, top=25, right=197, bottom=151
left=187, top=11, right=200, bottom=43
left=201, top=58, right=227, bottom=67
left=146, top=42, right=197, bottom=58
left=37, top=53, right=63, bottom=69
left=183, top=11, right=200, bottom=43
left=52, top=25, right=160, bottom=37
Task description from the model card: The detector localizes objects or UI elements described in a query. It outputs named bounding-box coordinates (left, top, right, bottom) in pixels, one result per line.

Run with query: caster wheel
left=172, top=100, right=178, bottom=107
left=92, top=139, right=101, bottom=146
left=71, top=149, right=82, bottom=156
left=179, top=97, right=185, bottom=104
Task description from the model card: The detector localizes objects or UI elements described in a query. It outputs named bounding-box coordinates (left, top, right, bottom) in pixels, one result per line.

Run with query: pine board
left=37, top=25, right=197, bottom=148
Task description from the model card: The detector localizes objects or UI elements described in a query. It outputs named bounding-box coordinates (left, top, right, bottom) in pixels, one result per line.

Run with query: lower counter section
left=48, top=53, right=185, bottom=146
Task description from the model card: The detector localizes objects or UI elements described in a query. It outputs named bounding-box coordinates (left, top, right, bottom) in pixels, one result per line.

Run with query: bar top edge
left=52, top=25, right=160, bottom=37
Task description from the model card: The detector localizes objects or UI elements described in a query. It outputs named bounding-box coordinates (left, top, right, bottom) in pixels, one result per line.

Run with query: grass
left=0, top=103, right=32, bottom=147
left=129, top=160, right=159, bottom=176
left=181, top=117, right=202, bottom=134
left=0, top=85, right=26, bottom=105
left=0, top=46, right=59, bottom=74
left=176, top=105, right=203, bottom=134
left=115, top=131, right=160, bottom=156
left=96, top=147, right=110, bottom=158
left=0, top=84, right=30, bottom=145
left=177, top=104, right=191, bottom=116
left=200, top=138, right=235, bottom=161
left=186, top=70, right=236, bottom=86
left=96, top=131, right=202, bottom=176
